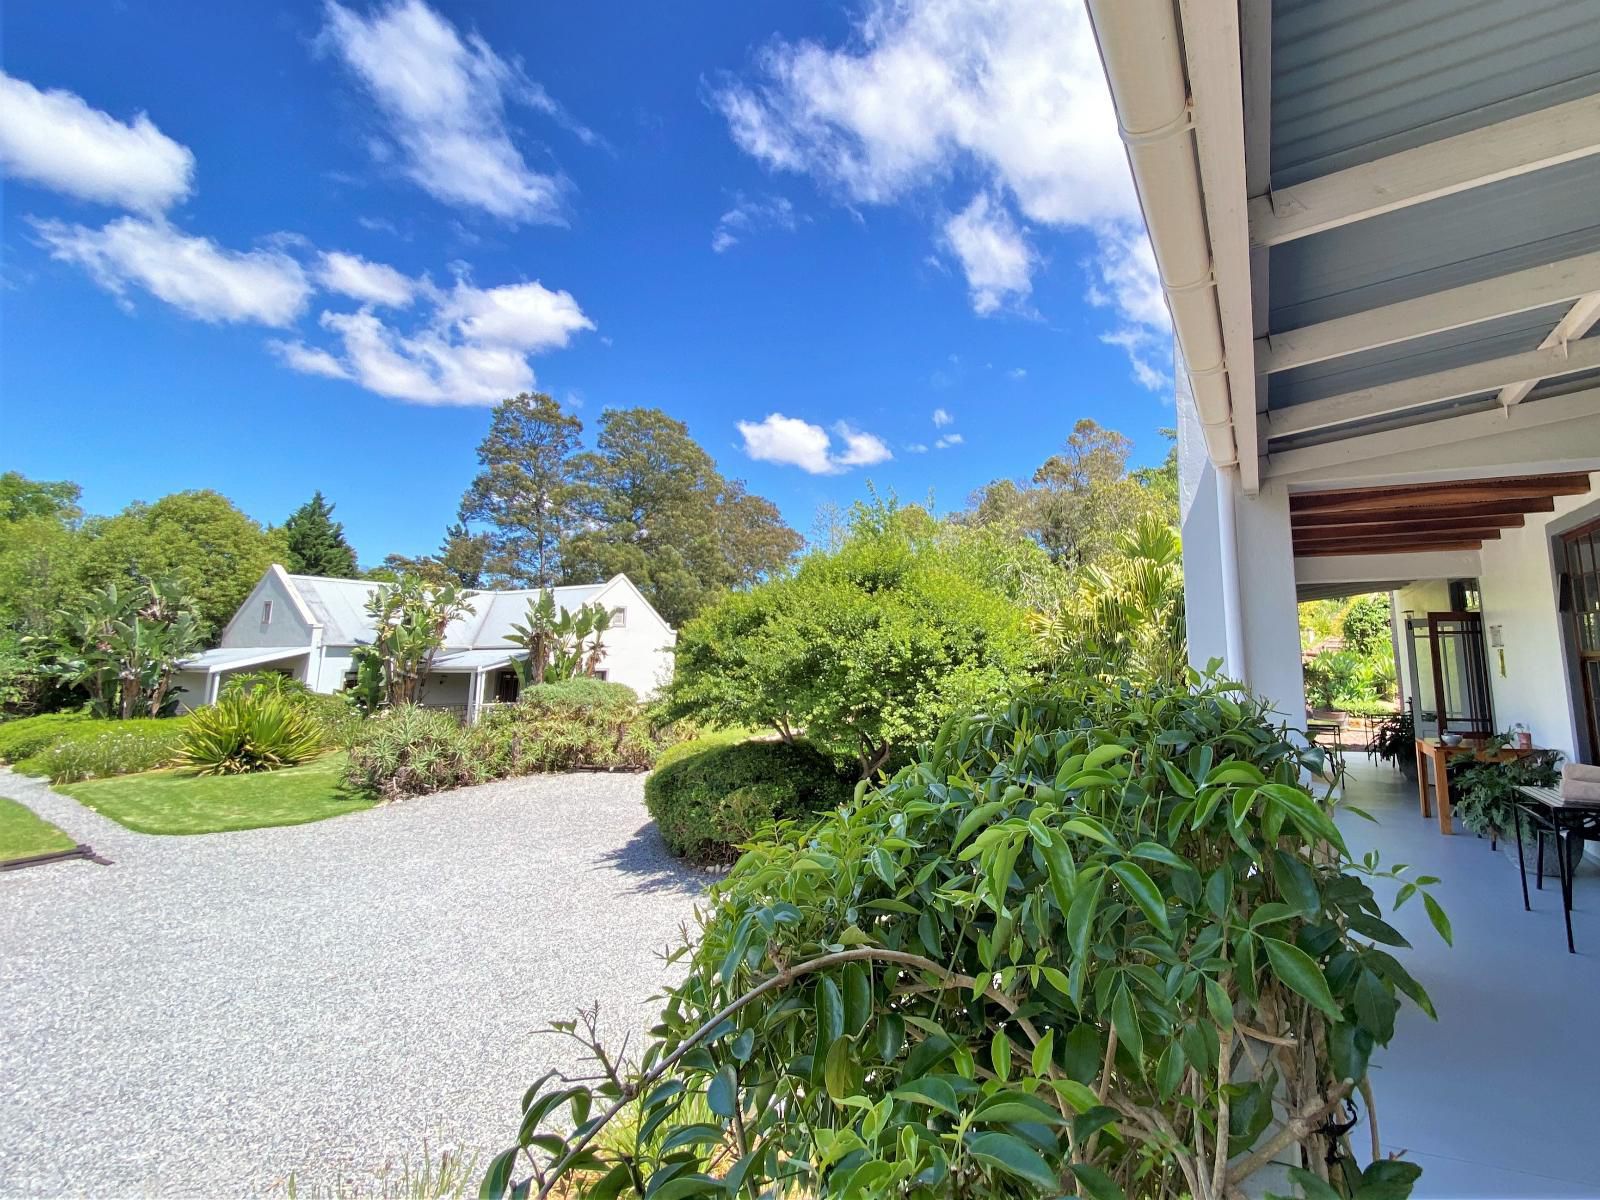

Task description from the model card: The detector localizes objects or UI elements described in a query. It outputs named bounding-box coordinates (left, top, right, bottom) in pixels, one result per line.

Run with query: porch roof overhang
left=1087, top=0, right=1600, bottom=497
left=430, top=649, right=521, bottom=674
left=176, top=647, right=311, bottom=675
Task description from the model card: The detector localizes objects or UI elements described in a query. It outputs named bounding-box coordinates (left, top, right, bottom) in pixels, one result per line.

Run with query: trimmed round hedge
left=644, top=735, right=853, bottom=863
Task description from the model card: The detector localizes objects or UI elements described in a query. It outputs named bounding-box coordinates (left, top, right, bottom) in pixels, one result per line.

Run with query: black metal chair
left=1513, top=785, right=1600, bottom=954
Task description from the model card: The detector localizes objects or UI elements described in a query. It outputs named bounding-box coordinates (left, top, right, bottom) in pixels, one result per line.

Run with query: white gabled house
left=173, top=565, right=676, bottom=717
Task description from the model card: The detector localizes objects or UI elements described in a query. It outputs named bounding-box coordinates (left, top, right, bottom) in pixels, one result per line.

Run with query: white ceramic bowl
left=1440, top=732, right=1463, bottom=747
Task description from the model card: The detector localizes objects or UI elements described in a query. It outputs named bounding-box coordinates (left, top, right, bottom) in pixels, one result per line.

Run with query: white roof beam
left=1264, top=335, right=1600, bottom=440
left=1256, top=251, right=1600, bottom=375
left=1250, top=94, right=1600, bottom=246
left=1499, top=293, right=1600, bottom=407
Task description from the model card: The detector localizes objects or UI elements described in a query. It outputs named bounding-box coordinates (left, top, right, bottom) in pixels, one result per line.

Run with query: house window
left=343, top=670, right=359, bottom=689
left=611, top=607, right=627, bottom=628
left=262, top=599, right=274, bottom=624
left=594, top=669, right=609, bottom=681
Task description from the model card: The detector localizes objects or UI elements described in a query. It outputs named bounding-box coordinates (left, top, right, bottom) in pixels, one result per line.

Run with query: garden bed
left=59, top=753, right=372, bottom=835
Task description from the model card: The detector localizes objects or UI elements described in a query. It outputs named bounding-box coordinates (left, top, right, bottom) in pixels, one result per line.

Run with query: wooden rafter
left=1289, top=473, right=1591, bottom=514
left=1291, top=503, right=1548, bottom=528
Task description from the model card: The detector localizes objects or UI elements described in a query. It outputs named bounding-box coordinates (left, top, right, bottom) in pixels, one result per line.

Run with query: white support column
left=1233, top=477, right=1308, bottom=724
left=466, top=669, right=487, bottom=724
left=204, top=672, right=221, bottom=706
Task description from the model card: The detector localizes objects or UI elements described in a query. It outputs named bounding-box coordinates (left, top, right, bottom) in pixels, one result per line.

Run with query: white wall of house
left=312, top=648, right=356, bottom=694
left=418, top=673, right=471, bottom=710
left=589, top=576, right=676, bottom=697
left=217, top=568, right=316, bottom=649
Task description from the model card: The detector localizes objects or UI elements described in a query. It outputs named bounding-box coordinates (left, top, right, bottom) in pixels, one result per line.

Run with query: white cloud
left=269, top=339, right=350, bottom=379
left=715, top=0, right=1170, bottom=378
left=906, top=442, right=929, bottom=453
left=1088, top=224, right=1172, bottom=391
left=1007, top=367, right=1026, bottom=380
left=943, top=193, right=1034, bottom=314
left=276, top=273, right=594, bottom=405
left=322, top=0, right=568, bottom=224
left=317, top=250, right=416, bottom=307
left=833, top=423, right=893, bottom=467
left=931, top=406, right=952, bottom=427
left=0, top=72, right=194, bottom=213
left=711, top=192, right=799, bottom=253
left=436, top=278, right=593, bottom=350
left=737, top=413, right=892, bottom=474
left=35, top=216, right=310, bottom=326
left=935, top=433, right=964, bottom=449
left=738, top=413, right=836, bottom=474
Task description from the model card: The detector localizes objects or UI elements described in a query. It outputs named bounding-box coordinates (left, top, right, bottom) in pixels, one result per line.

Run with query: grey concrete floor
left=1339, top=759, right=1600, bottom=1198
left=0, top=770, right=707, bottom=1198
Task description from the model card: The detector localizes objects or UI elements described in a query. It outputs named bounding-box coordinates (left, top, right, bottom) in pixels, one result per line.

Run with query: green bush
left=42, top=730, right=178, bottom=784
left=478, top=679, right=659, bottom=774
left=491, top=673, right=1447, bottom=1200
left=343, top=705, right=487, bottom=800
left=176, top=692, right=326, bottom=775
left=0, top=712, right=185, bottom=775
left=644, top=735, right=854, bottom=862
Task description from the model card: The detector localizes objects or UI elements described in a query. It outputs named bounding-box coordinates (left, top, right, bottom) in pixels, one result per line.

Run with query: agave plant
left=176, top=692, right=325, bottom=775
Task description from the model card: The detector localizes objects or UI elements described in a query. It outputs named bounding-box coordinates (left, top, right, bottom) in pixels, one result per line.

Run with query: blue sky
left=0, top=0, right=1173, bottom=564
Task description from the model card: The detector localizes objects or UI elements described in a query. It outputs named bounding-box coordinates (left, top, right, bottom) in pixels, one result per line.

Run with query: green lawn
left=0, top=796, right=77, bottom=862
left=60, top=753, right=374, bottom=835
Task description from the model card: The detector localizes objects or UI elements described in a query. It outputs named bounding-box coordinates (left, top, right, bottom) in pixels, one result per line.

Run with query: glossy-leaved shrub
left=487, top=672, right=1448, bottom=1200
left=176, top=692, right=325, bottom=775
left=644, top=734, right=854, bottom=862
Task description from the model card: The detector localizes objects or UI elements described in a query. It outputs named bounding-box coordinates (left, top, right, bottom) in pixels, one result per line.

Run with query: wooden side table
left=1415, top=737, right=1540, bottom=835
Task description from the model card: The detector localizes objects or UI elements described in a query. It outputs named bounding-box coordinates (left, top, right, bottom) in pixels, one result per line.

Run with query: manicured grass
left=0, top=712, right=187, bottom=776
left=60, top=753, right=373, bottom=835
left=0, top=796, right=77, bottom=863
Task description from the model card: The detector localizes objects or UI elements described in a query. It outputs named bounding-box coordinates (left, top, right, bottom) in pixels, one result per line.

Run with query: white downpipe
left=1086, top=0, right=1239, bottom=468
left=1216, top=464, right=1247, bottom=683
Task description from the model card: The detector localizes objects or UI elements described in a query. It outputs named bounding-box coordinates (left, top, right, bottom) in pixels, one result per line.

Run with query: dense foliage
left=665, top=503, right=1037, bottom=777
left=42, top=729, right=181, bottom=784
left=490, top=673, right=1447, bottom=1200
left=343, top=705, right=486, bottom=801
left=1299, top=595, right=1398, bottom=714
left=478, top=679, right=659, bottom=773
left=0, top=712, right=184, bottom=773
left=505, top=590, right=613, bottom=686
left=282, top=491, right=359, bottom=577
left=344, top=681, right=660, bottom=800
left=645, top=734, right=855, bottom=861
left=176, top=692, right=326, bottom=775
left=1452, top=748, right=1563, bottom=839
left=54, top=576, right=204, bottom=718
left=446, top=397, right=801, bottom=625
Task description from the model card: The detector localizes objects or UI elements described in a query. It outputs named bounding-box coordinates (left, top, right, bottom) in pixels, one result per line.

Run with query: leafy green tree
left=563, top=407, right=801, bottom=627
left=961, top=420, right=1176, bottom=568
left=382, top=523, right=492, bottom=588
left=665, top=502, right=1035, bottom=776
left=54, top=575, right=204, bottom=717
left=458, top=392, right=583, bottom=587
left=1341, top=595, right=1392, bottom=658
left=0, top=471, right=82, bottom=524
left=282, top=490, right=358, bottom=577
left=76, top=490, right=287, bottom=637
left=350, top=575, right=471, bottom=708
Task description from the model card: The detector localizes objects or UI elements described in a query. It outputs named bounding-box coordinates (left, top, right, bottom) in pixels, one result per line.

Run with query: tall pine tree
left=458, top=393, right=583, bottom=587
left=283, top=491, right=358, bottom=577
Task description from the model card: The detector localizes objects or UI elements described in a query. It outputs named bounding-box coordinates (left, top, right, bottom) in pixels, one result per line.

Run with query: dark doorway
left=1561, top=520, right=1600, bottom=760
left=493, top=669, right=521, bottom=704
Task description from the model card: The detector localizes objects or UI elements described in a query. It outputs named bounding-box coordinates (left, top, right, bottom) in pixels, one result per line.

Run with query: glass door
left=1561, top=521, right=1600, bottom=757
left=1427, top=611, right=1494, bottom=739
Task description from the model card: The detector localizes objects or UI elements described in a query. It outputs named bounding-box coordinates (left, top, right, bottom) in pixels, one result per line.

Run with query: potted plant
left=1370, top=708, right=1416, bottom=778
left=1452, top=750, right=1580, bottom=874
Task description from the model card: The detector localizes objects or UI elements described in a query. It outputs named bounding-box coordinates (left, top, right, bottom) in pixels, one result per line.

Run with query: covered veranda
left=1087, top=0, right=1600, bottom=1194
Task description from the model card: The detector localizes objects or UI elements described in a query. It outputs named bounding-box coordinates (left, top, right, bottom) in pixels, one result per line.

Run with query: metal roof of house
left=285, top=574, right=611, bottom=648
left=430, top=648, right=523, bottom=673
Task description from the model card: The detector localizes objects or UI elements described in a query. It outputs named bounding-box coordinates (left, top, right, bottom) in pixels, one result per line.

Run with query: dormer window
left=262, top=600, right=273, bottom=624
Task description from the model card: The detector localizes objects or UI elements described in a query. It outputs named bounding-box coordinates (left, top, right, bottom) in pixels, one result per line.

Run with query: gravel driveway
left=0, top=769, right=708, bottom=1198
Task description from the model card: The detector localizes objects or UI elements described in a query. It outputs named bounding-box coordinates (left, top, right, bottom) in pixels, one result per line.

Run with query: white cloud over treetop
left=737, top=413, right=893, bottom=475
left=715, top=0, right=1171, bottom=389
left=322, top=0, right=571, bottom=224
left=0, top=71, right=194, bottom=213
